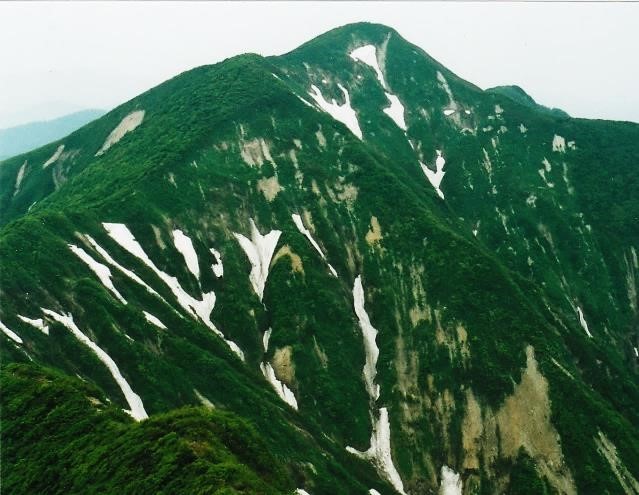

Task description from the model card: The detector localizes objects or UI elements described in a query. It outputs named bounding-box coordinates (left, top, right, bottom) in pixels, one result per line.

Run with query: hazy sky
left=1, top=1, right=638, bottom=128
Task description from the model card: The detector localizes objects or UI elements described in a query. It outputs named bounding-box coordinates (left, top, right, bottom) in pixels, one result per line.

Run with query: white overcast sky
left=1, top=1, right=638, bottom=128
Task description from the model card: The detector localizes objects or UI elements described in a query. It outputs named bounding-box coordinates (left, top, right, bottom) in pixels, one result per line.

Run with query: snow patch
left=96, top=110, right=145, bottom=156
left=347, top=277, right=405, bottom=493
left=103, top=223, right=243, bottom=360
left=308, top=84, right=362, bottom=139
left=292, top=213, right=336, bottom=277
left=42, top=308, right=147, bottom=420
left=260, top=361, right=298, bottom=410
left=84, top=235, right=162, bottom=300
left=210, top=248, right=223, bottom=278
left=347, top=408, right=406, bottom=495
left=353, top=276, right=381, bottom=401
left=69, top=244, right=127, bottom=304
left=263, top=328, right=272, bottom=352
left=172, top=229, right=200, bottom=280
left=0, top=320, right=23, bottom=344
left=383, top=93, right=407, bottom=131
left=17, top=315, right=49, bottom=335
left=420, top=150, right=446, bottom=199
left=577, top=306, right=593, bottom=338
left=143, top=311, right=167, bottom=329
left=194, top=389, right=215, bottom=409
left=440, top=465, right=463, bottom=495
left=296, top=95, right=316, bottom=109
left=349, top=44, right=407, bottom=131
left=42, top=144, right=64, bottom=169
left=552, top=134, right=566, bottom=153
left=350, top=45, right=386, bottom=87
left=233, top=219, right=281, bottom=301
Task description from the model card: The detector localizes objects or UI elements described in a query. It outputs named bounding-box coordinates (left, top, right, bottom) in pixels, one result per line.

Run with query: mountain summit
left=1, top=22, right=638, bottom=494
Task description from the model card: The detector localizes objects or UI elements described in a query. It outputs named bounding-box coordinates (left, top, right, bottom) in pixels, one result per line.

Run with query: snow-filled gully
left=258, top=324, right=297, bottom=409
left=260, top=361, right=298, bottom=410
left=1, top=320, right=23, bottom=344
left=83, top=234, right=163, bottom=300
left=172, top=229, right=200, bottom=280
left=17, top=315, right=49, bottom=335
left=348, top=44, right=450, bottom=201
left=69, top=244, right=127, bottom=304
left=233, top=219, right=281, bottom=302
left=291, top=213, right=337, bottom=277
left=577, top=306, right=593, bottom=338
left=350, top=44, right=407, bottom=131
left=103, top=223, right=244, bottom=360
left=346, top=275, right=406, bottom=495
left=42, top=308, right=148, bottom=421
left=421, top=150, right=447, bottom=199
left=308, top=84, right=363, bottom=139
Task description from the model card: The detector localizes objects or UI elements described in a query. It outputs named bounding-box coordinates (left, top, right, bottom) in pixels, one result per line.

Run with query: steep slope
left=1, top=22, right=638, bottom=495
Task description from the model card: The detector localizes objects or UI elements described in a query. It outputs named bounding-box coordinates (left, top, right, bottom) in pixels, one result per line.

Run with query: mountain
left=0, top=109, right=106, bottom=160
left=486, top=85, right=570, bottom=119
left=1, top=22, right=638, bottom=494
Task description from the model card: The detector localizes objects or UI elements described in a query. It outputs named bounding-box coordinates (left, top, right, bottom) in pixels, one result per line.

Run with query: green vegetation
left=0, top=21, right=637, bottom=494
left=1, top=364, right=292, bottom=494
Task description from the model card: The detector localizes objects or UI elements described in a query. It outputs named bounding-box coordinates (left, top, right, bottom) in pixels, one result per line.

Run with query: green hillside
left=1, top=22, right=637, bottom=494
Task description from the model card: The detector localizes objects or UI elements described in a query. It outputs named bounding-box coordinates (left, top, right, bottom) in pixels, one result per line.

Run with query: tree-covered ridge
left=0, top=21, right=638, bottom=494
left=1, top=364, right=292, bottom=494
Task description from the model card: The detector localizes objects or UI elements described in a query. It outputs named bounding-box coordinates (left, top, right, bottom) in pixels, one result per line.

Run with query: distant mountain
left=0, top=109, right=105, bottom=160
left=1, top=22, right=638, bottom=495
left=487, top=85, right=570, bottom=118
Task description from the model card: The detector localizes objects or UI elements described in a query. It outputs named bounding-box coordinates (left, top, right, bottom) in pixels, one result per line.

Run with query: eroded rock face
left=272, top=346, right=295, bottom=385
left=458, top=346, right=576, bottom=494
left=96, top=111, right=145, bottom=156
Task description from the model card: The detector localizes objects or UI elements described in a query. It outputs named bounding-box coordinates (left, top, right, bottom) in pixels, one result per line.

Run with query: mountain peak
left=2, top=21, right=638, bottom=495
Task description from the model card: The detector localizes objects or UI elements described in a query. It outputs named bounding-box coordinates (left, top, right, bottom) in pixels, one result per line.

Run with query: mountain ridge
left=1, top=22, right=638, bottom=495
